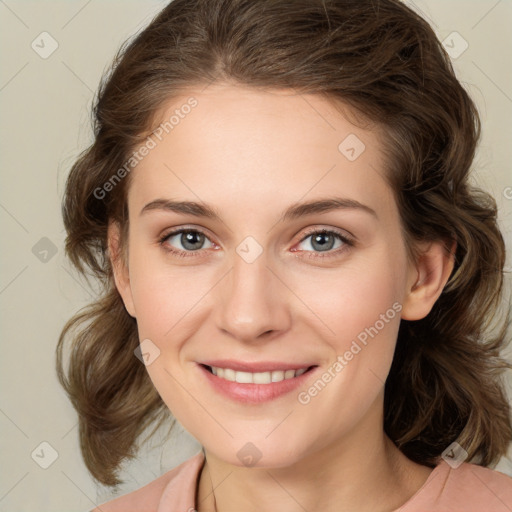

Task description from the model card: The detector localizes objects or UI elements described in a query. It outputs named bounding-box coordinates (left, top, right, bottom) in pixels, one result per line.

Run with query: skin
left=108, top=83, right=455, bottom=512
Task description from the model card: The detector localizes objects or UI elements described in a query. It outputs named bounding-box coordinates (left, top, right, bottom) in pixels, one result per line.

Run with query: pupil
left=178, top=232, right=335, bottom=252
left=182, top=231, right=204, bottom=250
left=312, top=233, right=334, bottom=252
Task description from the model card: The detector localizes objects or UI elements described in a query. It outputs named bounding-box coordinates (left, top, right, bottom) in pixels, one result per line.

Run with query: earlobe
left=107, top=221, right=136, bottom=318
left=401, top=239, right=456, bottom=321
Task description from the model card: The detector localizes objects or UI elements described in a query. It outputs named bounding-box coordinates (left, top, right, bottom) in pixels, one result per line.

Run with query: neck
left=195, top=398, right=433, bottom=512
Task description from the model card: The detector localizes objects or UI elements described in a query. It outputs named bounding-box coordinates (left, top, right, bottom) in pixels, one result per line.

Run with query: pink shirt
left=93, top=450, right=512, bottom=511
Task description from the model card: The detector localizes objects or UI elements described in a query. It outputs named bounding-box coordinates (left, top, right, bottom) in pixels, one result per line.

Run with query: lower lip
left=197, top=364, right=317, bottom=404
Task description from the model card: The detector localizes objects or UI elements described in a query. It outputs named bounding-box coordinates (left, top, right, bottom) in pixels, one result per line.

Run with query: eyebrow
left=139, top=196, right=378, bottom=221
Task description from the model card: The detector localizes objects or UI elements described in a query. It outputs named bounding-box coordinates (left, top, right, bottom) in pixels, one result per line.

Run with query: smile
left=207, top=365, right=309, bottom=384
left=197, top=361, right=318, bottom=403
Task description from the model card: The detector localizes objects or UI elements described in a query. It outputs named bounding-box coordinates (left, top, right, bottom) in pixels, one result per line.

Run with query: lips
left=197, top=360, right=318, bottom=403
left=199, top=359, right=315, bottom=373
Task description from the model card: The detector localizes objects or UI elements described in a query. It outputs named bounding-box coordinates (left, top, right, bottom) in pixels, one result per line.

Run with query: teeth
left=209, top=366, right=309, bottom=384
left=271, top=370, right=284, bottom=382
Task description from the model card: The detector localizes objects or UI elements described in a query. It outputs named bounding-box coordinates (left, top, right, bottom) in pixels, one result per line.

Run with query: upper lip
left=199, top=360, right=316, bottom=373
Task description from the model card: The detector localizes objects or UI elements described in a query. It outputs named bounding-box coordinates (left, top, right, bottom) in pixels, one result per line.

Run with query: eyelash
left=158, top=227, right=355, bottom=260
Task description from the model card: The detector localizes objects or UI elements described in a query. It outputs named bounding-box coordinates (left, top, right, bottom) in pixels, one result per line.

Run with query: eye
left=158, top=226, right=354, bottom=259
left=159, top=228, right=215, bottom=257
left=293, top=229, right=354, bottom=258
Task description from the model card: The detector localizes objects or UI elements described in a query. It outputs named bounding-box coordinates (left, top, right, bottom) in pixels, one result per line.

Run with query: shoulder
left=446, top=461, right=512, bottom=495
left=90, top=451, right=205, bottom=512
left=403, top=459, right=512, bottom=512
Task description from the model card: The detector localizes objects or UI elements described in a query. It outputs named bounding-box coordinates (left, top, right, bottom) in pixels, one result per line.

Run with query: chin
left=205, top=437, right=308, bottom=470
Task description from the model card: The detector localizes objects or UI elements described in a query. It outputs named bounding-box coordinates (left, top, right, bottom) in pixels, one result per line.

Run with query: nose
left=213, top=253, right=292, bottom=343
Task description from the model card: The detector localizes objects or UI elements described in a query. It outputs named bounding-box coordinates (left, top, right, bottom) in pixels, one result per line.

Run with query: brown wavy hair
left=56, top=0, right=512, bottom=487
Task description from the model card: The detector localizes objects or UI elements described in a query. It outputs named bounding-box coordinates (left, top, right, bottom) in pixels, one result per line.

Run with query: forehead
left=128, top=83, right=395, bottom=223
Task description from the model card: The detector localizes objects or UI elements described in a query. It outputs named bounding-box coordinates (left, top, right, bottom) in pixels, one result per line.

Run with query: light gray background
left=1, top=1, right=511, bottom=510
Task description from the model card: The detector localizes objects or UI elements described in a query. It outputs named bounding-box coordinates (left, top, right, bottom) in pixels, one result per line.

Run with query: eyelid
left=159, top=225, right=355, bottom=258
left=291, top=226, right=354, bottom=259
left=297, top=225, right=354, bottom=244
left=158, top=225, right=217, bottom=256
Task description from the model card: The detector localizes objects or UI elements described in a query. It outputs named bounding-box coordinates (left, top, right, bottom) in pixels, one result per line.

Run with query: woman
left=56, top=0, right=512, bottom=510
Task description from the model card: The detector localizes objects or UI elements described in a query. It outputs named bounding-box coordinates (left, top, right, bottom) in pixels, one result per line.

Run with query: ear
left=107, top=220, right=136, bottom=318
left=401, top=239, right=456, bottom=321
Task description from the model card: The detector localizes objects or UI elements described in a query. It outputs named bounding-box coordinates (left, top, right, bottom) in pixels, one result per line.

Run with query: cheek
left=128, top=234, right=408, bottom=352
left=127, top=243, right=210, bottom=339
left=294, top=253, right=406, bottom=349
left=123, top=238, right=407, bottom=454
left=286, top=263, right=404, bottom=442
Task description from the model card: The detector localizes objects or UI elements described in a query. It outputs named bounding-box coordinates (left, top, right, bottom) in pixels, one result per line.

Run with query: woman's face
left=112, top=83, right=420, bottom=467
